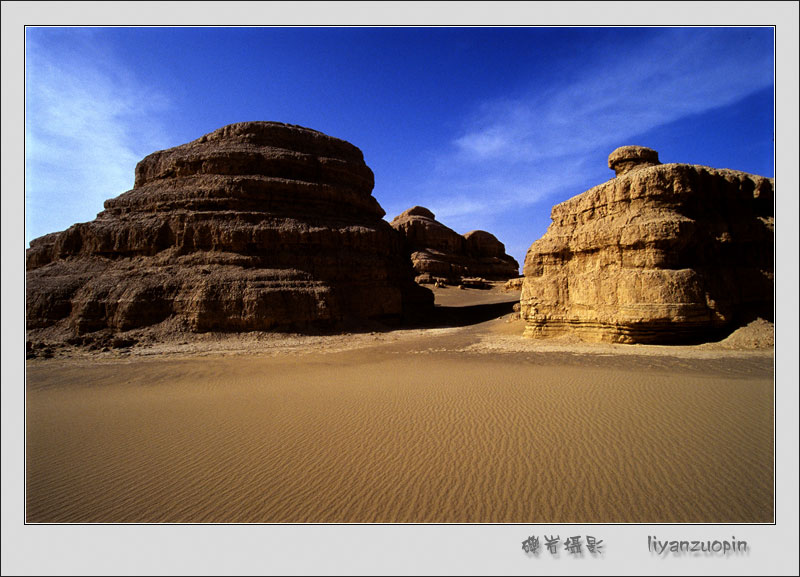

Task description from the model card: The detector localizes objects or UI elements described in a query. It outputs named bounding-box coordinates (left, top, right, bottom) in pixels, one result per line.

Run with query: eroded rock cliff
left=26, top=122, right=433, bottom=340
left=521, top=146, right=773, bottom=344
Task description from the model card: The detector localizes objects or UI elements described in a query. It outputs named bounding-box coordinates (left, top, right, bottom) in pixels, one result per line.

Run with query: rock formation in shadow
left=390, top=206, right=519, bottom=285
left=26, top=122, right=433, bottom=339
left=521, top=146, right=774, bottom=344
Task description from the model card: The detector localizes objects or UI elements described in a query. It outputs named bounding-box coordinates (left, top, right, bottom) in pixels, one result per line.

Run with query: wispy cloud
left=25, top=30, right=170, bottom=245
left=417, top=28, right=774, bottom=230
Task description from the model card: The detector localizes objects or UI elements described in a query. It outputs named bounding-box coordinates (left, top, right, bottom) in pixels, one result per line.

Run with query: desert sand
left=25, top=285, right=774, bottom=524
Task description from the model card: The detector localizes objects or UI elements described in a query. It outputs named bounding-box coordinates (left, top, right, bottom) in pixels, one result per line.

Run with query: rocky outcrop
left=390, top=206, right=519, bottom=284
left=26, top=122, right=433, bottom=338
left=607, top=145, right=661, bottom=176
left=521, top=146, right=773, bottom=344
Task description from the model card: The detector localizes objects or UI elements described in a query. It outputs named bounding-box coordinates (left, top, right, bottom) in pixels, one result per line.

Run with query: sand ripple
left=26, top=351, right=773, bottom=523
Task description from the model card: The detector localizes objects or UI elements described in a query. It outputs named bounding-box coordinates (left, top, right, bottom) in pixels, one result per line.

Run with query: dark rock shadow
left=415, top=301, right=518, bottom=329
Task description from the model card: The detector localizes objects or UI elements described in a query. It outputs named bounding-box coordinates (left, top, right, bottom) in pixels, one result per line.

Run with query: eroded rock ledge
left=521, top=146, right=773, bottom=344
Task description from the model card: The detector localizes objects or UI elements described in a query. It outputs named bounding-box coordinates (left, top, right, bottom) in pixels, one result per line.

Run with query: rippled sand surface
left=26, top=355, right=772, bottom=523
left=26, top=286, right=774, bottom=524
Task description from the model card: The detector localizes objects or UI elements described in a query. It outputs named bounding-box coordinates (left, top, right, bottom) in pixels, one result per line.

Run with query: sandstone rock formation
left=521, top=146, right=773, bottom=344
left=390, top=206, right=519, bottom=285
left=26, top=122, right=433, bottom=341
left=607, top=145, right=661, bottom=176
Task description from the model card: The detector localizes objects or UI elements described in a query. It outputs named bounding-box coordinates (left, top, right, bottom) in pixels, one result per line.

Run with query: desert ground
left=25, top=284, right=774, bottom=523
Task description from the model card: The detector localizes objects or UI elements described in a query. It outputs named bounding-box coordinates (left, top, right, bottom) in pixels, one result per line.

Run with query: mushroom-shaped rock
left=521, top=148, right=773, bottom=344
left=608, top=145, right=661, bottom=176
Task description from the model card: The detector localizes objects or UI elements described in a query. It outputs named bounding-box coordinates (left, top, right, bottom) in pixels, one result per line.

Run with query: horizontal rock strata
left=27, top=122, right=433, bottom=338
left=390, top=206, right=519, bottom=284
left=521, top=146, right=773, bottom=344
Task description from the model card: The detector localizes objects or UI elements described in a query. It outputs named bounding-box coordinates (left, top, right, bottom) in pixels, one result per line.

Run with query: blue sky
left=25, top=26, right=775, bottom=266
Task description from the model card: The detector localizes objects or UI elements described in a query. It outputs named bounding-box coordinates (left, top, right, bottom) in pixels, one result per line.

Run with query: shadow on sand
left=417, top=300, right=518, bottom=329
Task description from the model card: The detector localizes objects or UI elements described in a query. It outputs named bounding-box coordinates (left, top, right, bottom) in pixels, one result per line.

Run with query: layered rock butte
left=26, top=122, right=433, bottom=339
left=521, top=146, right=774, bottom=344
left=390, top=206, right=520, bottom=284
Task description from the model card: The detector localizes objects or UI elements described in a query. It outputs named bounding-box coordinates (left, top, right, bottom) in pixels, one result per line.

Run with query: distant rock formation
left=521, top=146, right=774, bottom=344
left=390, top=206, right=519, bottom=285
left=26, top=122, right=433, bottom=339
left=503, top=277, right=524, bottom=292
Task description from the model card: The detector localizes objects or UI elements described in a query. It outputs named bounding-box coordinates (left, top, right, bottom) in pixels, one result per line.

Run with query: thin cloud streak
left=422, top=28, right=773, bottom=224
left=25, top=32, right=170, bottom=245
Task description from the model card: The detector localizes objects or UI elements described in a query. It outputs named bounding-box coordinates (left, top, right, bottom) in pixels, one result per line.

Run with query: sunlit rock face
left=521, top=146, right=774, bottom=344
left=390, top=206, right=520, bottom=284
left=26, top=121, right=433, bottom=336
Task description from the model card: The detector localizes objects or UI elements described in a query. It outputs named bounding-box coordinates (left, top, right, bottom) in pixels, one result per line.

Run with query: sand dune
left=26, top=287, right=774, bottom=524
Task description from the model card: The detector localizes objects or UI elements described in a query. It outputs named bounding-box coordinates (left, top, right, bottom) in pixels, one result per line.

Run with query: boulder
left=521, top=146, right=773, bottom=344
left=607, top=145, right=661, bottom=176
left=26, top=121, right=433, bottom=339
